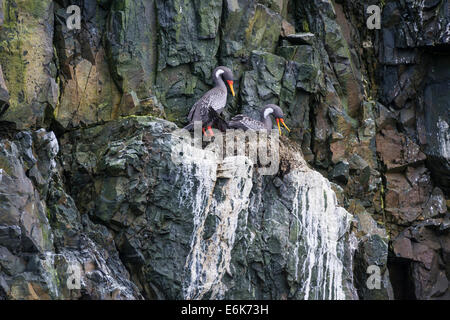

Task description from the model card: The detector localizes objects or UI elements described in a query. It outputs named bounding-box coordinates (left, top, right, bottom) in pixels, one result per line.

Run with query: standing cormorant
left=228, top=104, right=290, bottom=135
left=184, top=66, right=235, bottom=136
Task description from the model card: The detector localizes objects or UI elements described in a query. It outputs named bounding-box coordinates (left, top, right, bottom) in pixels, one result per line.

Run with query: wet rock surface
left=0, top=0, right=449, bottom=299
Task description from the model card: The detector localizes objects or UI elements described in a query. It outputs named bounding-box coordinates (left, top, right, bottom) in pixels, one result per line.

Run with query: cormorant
left=184, top=66, right=235, bottom=136
left=228, top=104, right=290, bottom=135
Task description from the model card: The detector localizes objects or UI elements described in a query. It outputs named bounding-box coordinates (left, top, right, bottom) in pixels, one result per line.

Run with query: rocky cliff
left=0, top=0, right=448, bottom=300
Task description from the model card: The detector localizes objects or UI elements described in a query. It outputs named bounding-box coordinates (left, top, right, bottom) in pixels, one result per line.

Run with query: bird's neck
left=213, top=75, right=226, bottom=90
left=260, top=112, right=273, bottom=130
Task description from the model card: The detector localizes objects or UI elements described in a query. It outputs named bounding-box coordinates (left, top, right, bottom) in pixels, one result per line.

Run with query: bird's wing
left=229, top=115, right=266, bottom=130
left=187, top=87, right=226, bottom=122
left=187, top=104, right=196, bottom=122
left=241, top=117, right=266, bottom=130
left=202, top=87, right=227, bottom=111
left=209, top=108, right=229, bottom=131
left=230, top=114, right=245, bottom=122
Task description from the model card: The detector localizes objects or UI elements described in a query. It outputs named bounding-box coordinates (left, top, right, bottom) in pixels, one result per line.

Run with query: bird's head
left=214, top=66, right=235, bottom=97
left=263, top=104, right=290, bottom=136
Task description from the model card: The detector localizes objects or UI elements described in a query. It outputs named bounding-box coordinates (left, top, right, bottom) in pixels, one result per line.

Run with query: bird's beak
left=227, top=80, right=235, bottom=97
left=280, top=118, right=290, bottom=132
left=276, top=118, right=282, bottom=136
left=276, top=118, right=290, bottom=136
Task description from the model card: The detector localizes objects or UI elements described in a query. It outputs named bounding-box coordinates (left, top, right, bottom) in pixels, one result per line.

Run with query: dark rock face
left=422, top=54, right=450, bottom=193
left=0, top=129, right=141, bottom=299
left=378, top=2, right=450, bottom=299
left=351, top=206, right=394, bottom=300
left=0, top=0, right=449, bottom=300
left=392, top=220, right=450, bottom=299
left=336, top=0, right=449, bottom=299
left=105, top=0, right=158, bottom=97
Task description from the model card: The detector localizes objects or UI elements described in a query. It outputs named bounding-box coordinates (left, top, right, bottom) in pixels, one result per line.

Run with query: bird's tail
left=215, top=117, right=229, bottom=132
left=227, top=120, right=238, bottom=129
left=208, top=108, right=229, bottom=132
left=183, top=123, right=194, bottom=131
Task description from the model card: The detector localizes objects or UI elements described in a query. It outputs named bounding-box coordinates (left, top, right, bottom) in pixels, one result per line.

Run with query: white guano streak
left=182, top=156, right=252, bottom=299
left=290, top=170, right=350, bottom=300
left=177, top=149, right=217, bottom=299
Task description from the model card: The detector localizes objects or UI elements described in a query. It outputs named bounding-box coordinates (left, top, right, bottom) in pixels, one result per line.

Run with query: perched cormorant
left=228, top=104, right=290, bottom=135
left=184, top=66, right=235, bottom=136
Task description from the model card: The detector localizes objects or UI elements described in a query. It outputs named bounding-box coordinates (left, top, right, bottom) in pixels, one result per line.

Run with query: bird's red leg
left=202, top=127, right=207, bottom=137
left=207, top=126, right=214, bottom=137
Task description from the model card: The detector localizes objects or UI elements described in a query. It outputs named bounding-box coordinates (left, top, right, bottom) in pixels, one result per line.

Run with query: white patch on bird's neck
left=264, top=108, right=274, bottom=119
left=215, top=69, right=224, bottom=79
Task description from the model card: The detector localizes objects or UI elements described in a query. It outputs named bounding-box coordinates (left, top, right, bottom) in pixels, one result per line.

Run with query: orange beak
left=276, top=118, right=282, bottom=136
left=276, top=118, right=290, bottom=136
left=227, top=80, right=235, bottom=97
left=280, top=118, right=290, bottom=132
